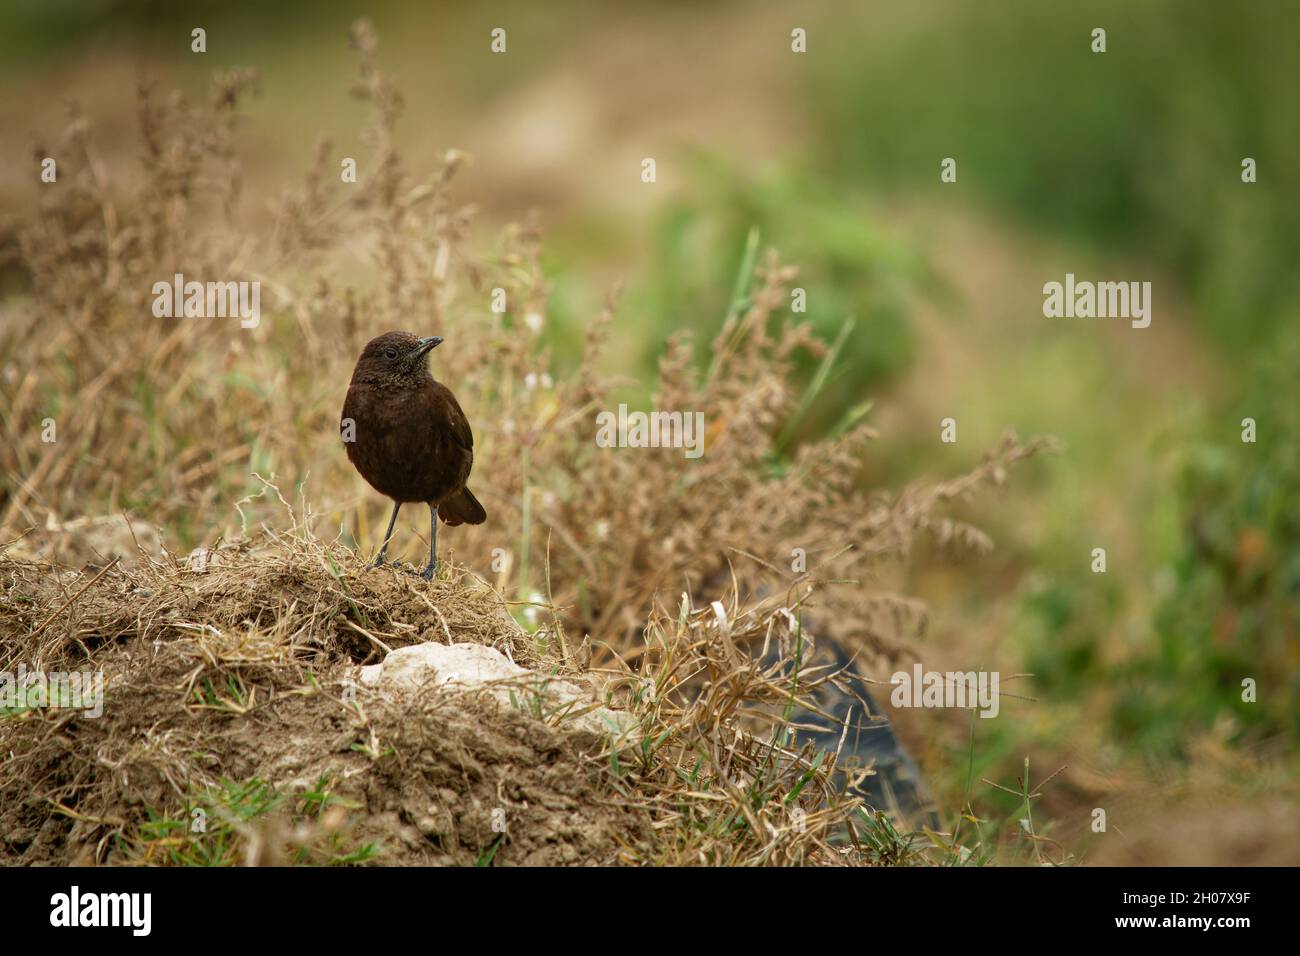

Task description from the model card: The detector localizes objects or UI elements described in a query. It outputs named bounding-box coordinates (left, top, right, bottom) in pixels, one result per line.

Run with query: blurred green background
left=2, top=0, right=1296, bottom=861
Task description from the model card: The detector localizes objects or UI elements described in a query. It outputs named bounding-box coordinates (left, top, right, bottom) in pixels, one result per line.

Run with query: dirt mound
left=1, top=532, right=895, bottom=866
left=0, top=537, right=649, bottom=865
left=1, top=533, right=547, bottom=671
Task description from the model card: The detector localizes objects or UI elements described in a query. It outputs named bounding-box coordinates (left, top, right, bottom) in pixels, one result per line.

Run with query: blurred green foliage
left=548, top=152, right=924, bottom=440
left=797, top=0, right=1299, bottom=767
left=812, top=0, right=1300, bottom=348
left=635, top=155, right=920, bottom=425
left=1116, top=325, right=1300, bottom=756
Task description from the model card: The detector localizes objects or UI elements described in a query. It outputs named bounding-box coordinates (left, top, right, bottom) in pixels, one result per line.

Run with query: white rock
left=359, top=642, right=638, bottom=750
left=360, top=642, right=527, bottom=689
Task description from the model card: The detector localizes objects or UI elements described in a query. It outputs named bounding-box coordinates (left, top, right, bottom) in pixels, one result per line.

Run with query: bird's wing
left=437, top=383, right=475, bottom=451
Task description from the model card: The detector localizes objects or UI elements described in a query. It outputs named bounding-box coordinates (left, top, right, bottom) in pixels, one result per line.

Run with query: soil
left=0, top=541, right=649, bottom=866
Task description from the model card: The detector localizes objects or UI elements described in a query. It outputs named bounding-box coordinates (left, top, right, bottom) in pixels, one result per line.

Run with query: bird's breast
left=341, top=383, right=468, bottom=504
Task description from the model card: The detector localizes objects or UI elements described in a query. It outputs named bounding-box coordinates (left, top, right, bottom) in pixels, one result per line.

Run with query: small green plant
left=855, top=809, right=922, bottom=866
left=119, top=775, right=379, bottom=866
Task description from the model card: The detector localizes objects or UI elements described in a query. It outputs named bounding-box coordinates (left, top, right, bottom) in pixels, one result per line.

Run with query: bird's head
left=350, top=331, right=444, bottom=385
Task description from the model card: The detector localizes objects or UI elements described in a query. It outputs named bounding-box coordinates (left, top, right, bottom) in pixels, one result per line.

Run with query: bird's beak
left=415, top=336, right=444, bottom=358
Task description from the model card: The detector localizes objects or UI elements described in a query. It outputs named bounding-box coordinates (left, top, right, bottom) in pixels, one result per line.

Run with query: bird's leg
left=372, top=501, right=401, bottom=568
left=420, top=504, right=438, bottom=580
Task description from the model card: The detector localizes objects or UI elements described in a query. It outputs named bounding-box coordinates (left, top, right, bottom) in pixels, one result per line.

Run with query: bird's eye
left=384, top=348, right=398, bottom=360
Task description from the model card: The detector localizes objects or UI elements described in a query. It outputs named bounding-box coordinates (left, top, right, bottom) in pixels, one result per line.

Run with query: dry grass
left=0, top=20, right=1051, bottom=865
left=0, top=523, right=1008, bottom=866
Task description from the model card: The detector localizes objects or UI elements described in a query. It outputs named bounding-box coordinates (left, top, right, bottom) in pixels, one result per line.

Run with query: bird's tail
left=438, top=486, right=487, bottom=526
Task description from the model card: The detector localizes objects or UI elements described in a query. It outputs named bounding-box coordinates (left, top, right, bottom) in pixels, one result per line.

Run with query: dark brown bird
left=341, top=330, right=486, bottom=579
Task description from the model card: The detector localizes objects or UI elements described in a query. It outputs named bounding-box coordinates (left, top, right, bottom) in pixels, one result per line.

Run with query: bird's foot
left=398, top=562, right=437, bottom=580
